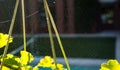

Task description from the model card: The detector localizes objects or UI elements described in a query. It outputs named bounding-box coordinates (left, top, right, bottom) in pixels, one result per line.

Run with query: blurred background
left=0, top=0, right=120, bottom=69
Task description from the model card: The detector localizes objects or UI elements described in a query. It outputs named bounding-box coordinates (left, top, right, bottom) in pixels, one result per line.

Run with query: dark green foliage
left=0, top=55, right=21, bottom=69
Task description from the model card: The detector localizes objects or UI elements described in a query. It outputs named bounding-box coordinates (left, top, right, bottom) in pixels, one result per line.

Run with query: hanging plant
left=0, top=33, right=67, bottom=70
left=0, top=0, right=70, bottom=70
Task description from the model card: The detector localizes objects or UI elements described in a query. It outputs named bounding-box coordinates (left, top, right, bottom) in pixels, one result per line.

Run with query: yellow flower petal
left=15, top=58, right=21, bottom=63
left=7, top=54, right=13, bottom=58
left=51, top=63, right=64, bottom=70
left=20, top=50, right=34, bottom=65
left=37, top=56, right=53, bottom=67
left=33, top=66, right=39, bottom=70
left=0, top=33, right=13, bottom=48
left=100, top=59, right=120, bottom=70
left=2, top=66, right=10, bottom=70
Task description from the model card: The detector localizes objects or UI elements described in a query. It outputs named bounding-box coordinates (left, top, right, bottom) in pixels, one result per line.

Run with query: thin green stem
left=0, top=0, right=19, bottom=69
left=21, top=0, right=27, bottom=51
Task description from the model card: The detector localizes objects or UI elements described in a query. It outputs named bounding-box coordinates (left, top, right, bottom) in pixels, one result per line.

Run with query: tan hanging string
left=43, top=0, right=71, bottom=70
left=0, top=0, right=20, bottom=69
left=43, top=0, right=58, bottom=69
left=21, top=0, right=27, bottom=51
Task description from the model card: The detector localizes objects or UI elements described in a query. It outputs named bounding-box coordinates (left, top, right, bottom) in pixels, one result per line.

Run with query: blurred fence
left=0, top=34, right=116, bottom=59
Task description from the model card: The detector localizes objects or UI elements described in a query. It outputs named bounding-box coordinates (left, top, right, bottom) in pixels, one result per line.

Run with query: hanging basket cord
left=43, top=0, right=71, bottom=70
left=43, top=0, right=58, bottom=69
left=21, top=0, right=27, bottom=51
left=0, top=0, right=20, bottom=69
left=0, top=0, right=71, bottom=70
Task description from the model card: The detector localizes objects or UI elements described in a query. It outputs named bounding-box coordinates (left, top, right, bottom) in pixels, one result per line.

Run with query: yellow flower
left=0, top=33, right=13, bottom=48
left=21, top=66, right=32, bottom=70
left=15, top=57, right=21, bottom=63
left=100, top=59, right=120, bottom=70
left=37, top=56, right=67, bottom=70
left=7, top=54, right=13, bottom=58
left=51, top=63, right=65, bottom=70
left=33, top=66, right=39, bottom=70
left=20, top=50, right=34, bottom=65
left=1, top=66, right=10, bottom=70
left=37, top=56, right=53, bottom=67
left=1, top=54, right=14, bottom=62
